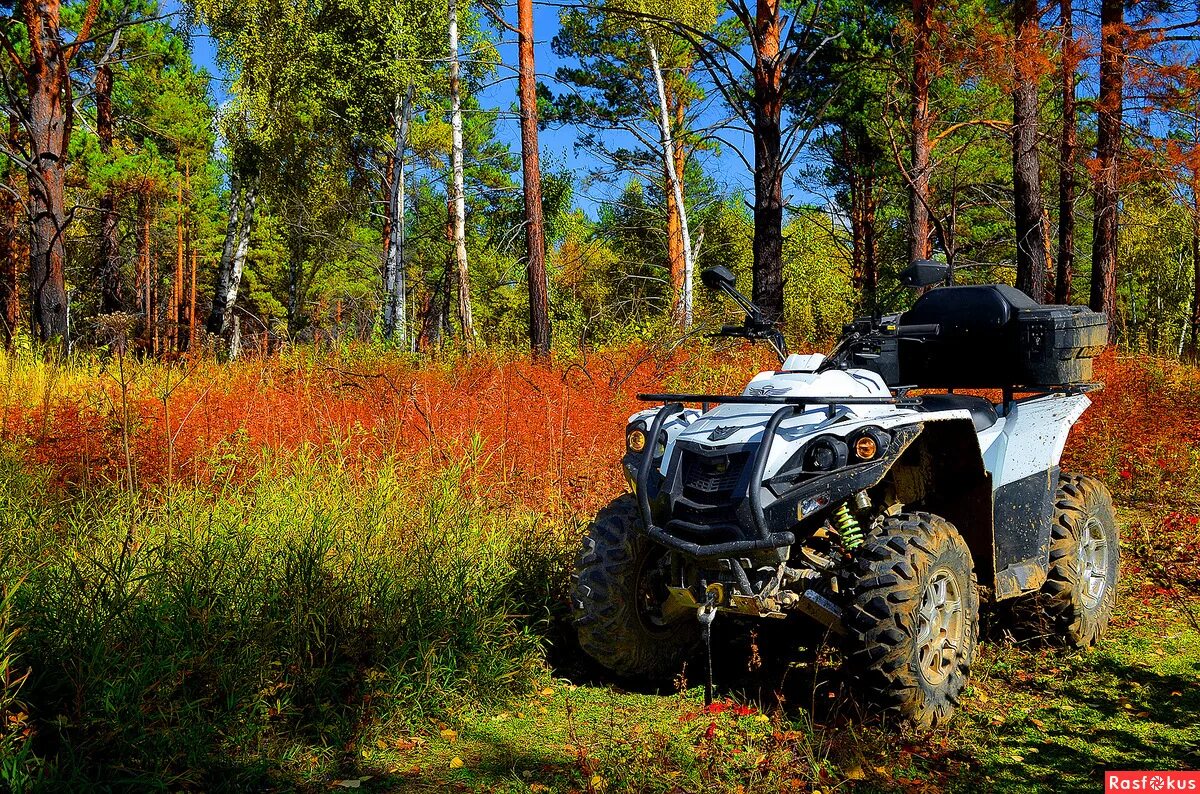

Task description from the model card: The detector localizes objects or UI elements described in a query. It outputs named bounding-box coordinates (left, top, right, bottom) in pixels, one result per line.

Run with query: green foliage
left=782, top=210, right=857, bottom=344
left=0, top=447, right=555, bottom=787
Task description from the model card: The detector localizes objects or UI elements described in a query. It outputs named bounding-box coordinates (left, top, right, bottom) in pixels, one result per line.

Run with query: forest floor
left=321, top=510, right=1200, bottom=794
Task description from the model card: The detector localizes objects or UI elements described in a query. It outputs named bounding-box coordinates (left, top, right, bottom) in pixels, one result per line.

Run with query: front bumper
left=630, top=402, right=921, bottom=559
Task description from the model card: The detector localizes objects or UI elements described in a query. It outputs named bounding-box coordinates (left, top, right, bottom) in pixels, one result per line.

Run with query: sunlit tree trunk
left=1090, top=0, right=1123, bottom=322
left=207, top=171, right=258, bottom=336
left=382, top=85, right=413, bottom=345
left=648, top=39, right=694, bottom=328
left=518, top=0, right=550, bottom=357
left=448, top=0, right=474, bottom=342
left=1012, top=0, right=1048, bottom=301
left=909, top=0, right=933, bottom=264
left=751, top=0, right=785, bottom=322
left=1055, top=0, right=1077, bottom=304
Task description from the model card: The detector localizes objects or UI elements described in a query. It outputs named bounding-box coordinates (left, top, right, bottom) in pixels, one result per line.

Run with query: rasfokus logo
left=1107, top=772, right=1200, bottom=792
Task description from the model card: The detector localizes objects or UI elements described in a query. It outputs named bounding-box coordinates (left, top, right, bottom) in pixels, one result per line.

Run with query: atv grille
left=681, top=450, right=750, bottom=495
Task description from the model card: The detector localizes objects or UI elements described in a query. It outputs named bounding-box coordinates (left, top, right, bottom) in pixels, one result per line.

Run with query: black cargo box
left=859, top=285, right=1108, bottom=388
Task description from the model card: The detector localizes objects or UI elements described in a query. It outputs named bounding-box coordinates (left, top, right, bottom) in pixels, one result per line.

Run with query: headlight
left=849, top=426, right=891, bottom=462
left=803, top=436, right=848, bottom=472
left=626, top=422, right=648, bottom=453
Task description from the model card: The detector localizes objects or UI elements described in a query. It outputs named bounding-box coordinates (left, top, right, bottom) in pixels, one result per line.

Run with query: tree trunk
left=649, top=39, right=694, bottom=329
left=1012, top=0, right=1048, bottom=301
left=25, top=52, right=71, bottom=344
left=910, top=0, right=933, bottom=264
left=206, top=172, right=258, bottom=335
left=751, top=0, right=785, bottom=322
left=171, top=175, right=185, bottom=351
left=1190, top=186, right=1200, bottom=361
left=137, top=194, right=151, bottom=346
left=1055, top=0, right=1077, bottom=304
left=1090, top=0, right=1123, bottom=321
left=382, top=85, right=413, bottom=344
left=448, top=0, right=475, bottom=342
left=518, top=0, right=551, bottom=357
left=187, top=239, right=197, bottom=351
left=95, top=63, right=123, bottom=314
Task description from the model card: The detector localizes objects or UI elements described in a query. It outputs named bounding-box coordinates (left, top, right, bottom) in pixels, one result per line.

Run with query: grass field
left=0, top=343, right=1196, bottom=791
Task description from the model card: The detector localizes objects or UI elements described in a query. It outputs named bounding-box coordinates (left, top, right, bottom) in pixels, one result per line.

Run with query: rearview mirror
left=700, top=265, right=737, bottom=291
left=899, top=260, right=950, bottom=288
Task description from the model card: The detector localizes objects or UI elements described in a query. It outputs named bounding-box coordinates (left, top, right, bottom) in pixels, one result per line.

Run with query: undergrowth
left=0, top=445, right=570, bottom=789
left=0, top=343, right=1195, bottom=789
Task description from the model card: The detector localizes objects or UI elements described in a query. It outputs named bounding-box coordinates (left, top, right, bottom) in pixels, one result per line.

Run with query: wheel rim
left=1078, top=516, right=1110, bottom=610
left=915, top=568, right=964, bottom=686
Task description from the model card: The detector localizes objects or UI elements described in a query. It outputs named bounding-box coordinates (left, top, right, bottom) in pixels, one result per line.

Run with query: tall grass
left=0, top=445, right=572, bottom=789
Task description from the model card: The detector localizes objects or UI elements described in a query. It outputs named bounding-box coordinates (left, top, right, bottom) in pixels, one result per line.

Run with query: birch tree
left=448, top=0, right=475, bottom=341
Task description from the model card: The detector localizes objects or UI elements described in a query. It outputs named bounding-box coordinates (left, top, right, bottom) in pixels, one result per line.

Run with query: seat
left=916, top=394, right=998, bottom=432
left=900, top=284, right=1036, bottom=336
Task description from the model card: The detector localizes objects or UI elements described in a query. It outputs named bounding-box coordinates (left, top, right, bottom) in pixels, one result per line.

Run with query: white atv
left=573, top=261, right=1117, bottom=727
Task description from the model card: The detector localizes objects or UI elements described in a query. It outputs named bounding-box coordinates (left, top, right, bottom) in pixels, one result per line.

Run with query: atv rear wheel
left=1041, top=473, right=1119, bottom=648
left=573, top=494, right=699, bottom=679
left=843, top=512, right=980, bottom=729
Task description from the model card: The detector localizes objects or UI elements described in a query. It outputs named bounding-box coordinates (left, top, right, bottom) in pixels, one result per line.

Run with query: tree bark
left=382, top=85, right=413, bottom=345
left=751, top=0, right=785, bottom=322
left=206, top=171, right=258, bottom=335
left=518, top=0, right=550, bottom=357
left=649, top=39, right=694, bottom=329
left=448, top=0, right=475, bottom=342
left=1090, top=0, right=1123, bottom=321
left=910, top=0, right=933, bottom=264
left=1055, top=0, right=1077, bottom=304
left=96, top=63, right=123, bottom=314
left=1012, top=0, right=1048, bottom=301
left=23, top=31, right=71, bottom=343
left=172, top=174, right=184, bottom=351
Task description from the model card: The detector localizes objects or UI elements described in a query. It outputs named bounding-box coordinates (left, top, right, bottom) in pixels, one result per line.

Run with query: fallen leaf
left=978, top=692, right=989, bottom=703
left=590, top=774, right=606, bottom=790
left=541, top=687, right=554, bottom=696
left=441, top=729, right=458, bottom=741
left=1136, top=711, right=1151, bottom=718
left=449, top=757, right=464, bottom=769
left=1031, top=718, right=1046, bottom=730
left=1171, top=691, right=1183, bottom=697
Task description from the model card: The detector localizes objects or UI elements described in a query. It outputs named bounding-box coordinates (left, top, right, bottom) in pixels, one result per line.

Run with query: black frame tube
left=634, top=401, right=796, bottom=559
left=638, top=393, right=918, bottom=407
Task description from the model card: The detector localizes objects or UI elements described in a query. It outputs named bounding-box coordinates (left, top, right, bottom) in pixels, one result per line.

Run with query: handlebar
left=895, top=323, right=940, bottom=338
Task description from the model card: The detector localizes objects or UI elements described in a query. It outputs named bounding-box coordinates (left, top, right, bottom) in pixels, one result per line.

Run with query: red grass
left=4, top=344, right=1197, bottom=519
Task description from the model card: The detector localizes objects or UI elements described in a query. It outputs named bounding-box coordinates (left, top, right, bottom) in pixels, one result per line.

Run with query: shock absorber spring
left=833, top=501, right=865, bottom=550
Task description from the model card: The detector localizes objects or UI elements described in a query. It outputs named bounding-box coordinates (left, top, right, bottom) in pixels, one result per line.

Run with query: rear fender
left=876, top=418, right=997, bottom=594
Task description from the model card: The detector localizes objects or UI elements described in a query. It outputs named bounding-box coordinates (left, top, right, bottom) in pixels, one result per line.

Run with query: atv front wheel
left=572, top=495, right=699, bottom=679
left=1041, top=473, right=1119, bottom=648
left=843, top=512, right=980, bottom=728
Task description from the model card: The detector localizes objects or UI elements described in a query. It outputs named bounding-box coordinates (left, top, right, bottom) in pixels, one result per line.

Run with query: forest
left=0, top=0, right=1198, bottom=356
left=0, top=0, right=1199, bottom=791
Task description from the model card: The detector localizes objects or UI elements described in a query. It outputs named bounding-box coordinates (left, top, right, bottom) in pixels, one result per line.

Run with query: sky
left=172, top=0, right=817, bottom=218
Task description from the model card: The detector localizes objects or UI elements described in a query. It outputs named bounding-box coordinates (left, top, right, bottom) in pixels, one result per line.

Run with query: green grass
left=0, top=443, right=1195, bottom=791
left=349, top=578, right=1200, bottom=793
